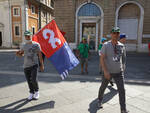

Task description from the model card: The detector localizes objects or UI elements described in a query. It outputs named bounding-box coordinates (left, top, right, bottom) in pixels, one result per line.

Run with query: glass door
left=82, top=23, right=96, bottom=50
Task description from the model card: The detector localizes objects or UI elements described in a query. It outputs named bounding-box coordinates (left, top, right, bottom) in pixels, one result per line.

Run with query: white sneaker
left=28, top=93, right=34, bottom=100
left=33, top=91, right=39, bottom=100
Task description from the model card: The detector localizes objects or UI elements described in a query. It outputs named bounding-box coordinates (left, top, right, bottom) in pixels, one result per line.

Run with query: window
left=45, top=0, right=48, bottom=5
left=31, top=5, right=35, bottom=14
left=43, top=11, right=46, bottom=17
left=51, top=0, right=54, bottom=8
left=32, top=26, right=35, bottom=35
left=13, top=7, right=20, bottom=16
left=78, top=3, right=101, bottom=16
left=14, top=25, right=20, bottom=37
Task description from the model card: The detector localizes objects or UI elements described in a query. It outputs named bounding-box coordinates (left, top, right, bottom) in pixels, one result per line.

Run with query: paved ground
left=0, top=51, right=150, bottom=113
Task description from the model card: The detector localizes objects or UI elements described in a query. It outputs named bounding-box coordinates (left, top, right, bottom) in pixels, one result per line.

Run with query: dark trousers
left=98, top=72, right=126, bottom=111
left=24, top=64, right=39, bottom=94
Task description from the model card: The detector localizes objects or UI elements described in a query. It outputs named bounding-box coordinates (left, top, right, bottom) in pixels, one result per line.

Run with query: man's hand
left=16, top=51, right=24, bottom=57
left=104, top=71, right=111, bottom=80
left=76, top=50, right=80, bottom=59
left=40, top=65, right=44, bottom=72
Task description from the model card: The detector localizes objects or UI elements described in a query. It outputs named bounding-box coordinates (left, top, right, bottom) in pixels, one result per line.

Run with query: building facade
left=54, top=0, right=150, bottom=52
left=39, top=0, right=54, bottom=28
left=0, top=0, right=54, bottom=48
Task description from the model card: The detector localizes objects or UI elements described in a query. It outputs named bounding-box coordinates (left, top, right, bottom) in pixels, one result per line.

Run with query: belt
left=110, top=72, right=122, bottom=76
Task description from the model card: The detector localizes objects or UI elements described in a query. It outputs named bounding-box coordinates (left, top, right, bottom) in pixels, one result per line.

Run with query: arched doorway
left=115, top=1, right=144, bottom=52
left=75, top=2, right=104, bottom=51
left=0, top=23, right=4, bottom=47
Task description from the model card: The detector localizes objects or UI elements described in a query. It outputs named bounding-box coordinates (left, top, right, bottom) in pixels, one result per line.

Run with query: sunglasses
left=112, top=32, right=120, bottom=34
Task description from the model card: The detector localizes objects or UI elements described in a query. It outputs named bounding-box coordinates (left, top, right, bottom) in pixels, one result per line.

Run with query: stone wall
left=55, top=0, right=150, bottom=44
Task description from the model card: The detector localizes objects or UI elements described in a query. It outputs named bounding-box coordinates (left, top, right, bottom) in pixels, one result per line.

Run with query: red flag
left=32, top=20, right=66, bottom=58
left=32, top=20, right=79, bottom=79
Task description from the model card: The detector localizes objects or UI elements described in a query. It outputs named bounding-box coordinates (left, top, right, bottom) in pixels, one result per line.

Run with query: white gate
left=118, top=19, right=138, bottom=51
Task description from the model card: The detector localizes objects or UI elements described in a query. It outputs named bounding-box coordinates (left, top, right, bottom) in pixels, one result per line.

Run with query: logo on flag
left=32, top=20, right=79, bottom=79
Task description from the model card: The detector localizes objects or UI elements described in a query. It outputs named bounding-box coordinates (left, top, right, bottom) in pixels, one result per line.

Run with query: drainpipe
left=24, top=0, right=28, bottom=31
left=8, top=0, right=12, bottom=48
left=23, top=0, right=29, bottom=44
left=74, top=0, right=77, bottom=45
left=39, top=4, right=41, bottom=29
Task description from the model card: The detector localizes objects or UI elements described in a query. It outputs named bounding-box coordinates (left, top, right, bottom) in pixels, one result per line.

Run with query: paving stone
left=0, top=52, right=150, bottom=113
left=128, top=97, right=150, bottom=113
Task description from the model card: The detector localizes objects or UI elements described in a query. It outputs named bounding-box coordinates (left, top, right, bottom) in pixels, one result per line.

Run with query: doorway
left=82, top=23, right=96, bottom=50
left=76, top=2, right=104, bottom=51
left=116, top=1, right=144, bottom=51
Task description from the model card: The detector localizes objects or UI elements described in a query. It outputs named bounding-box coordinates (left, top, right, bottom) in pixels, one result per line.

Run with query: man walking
left=98, top=38, right=114, bottom=86
left=97, top=27, right=128, bottom=113
left=16, top=30, right=44, bottom=100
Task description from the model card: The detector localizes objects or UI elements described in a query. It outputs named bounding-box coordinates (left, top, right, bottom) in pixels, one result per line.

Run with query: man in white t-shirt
left=16, top=30, right=44, bottom=101
left=98, top=27, right=128, bottom=113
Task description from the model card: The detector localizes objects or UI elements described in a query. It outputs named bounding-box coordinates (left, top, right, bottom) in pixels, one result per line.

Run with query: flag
left=32, top=20, right=79, bottom=79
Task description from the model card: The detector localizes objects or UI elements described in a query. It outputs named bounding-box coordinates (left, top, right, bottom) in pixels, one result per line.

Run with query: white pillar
left=8, top=0, right=12, bottom=47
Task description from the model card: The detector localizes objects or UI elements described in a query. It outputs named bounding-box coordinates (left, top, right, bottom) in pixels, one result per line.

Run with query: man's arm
left=76, top=49, right=80, bottom=59
left=76, top=44, right=81, bottom=58
left=122, top=46, right=126, bottom=71
left=38, top=52, right=44, bottom=72
left=100, top=53, right=111, bottom=80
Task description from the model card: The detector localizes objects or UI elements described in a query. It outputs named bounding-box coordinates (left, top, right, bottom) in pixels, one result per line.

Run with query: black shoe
left=121, top=110, right=129, bottom=113
left=81, top=72, right=84, bottom=75
left=99, top=72, right=102, bottom=75
left=85, top=71, right=88, bottom=74
left=97, top=101, right=103, bottom=108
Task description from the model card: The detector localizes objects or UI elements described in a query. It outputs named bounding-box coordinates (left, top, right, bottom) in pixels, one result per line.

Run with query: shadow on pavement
left=0, top=52, right=150, bottom=88
left=0, top=98, right=55, bottom=113
left=88, top=86, right=118, bottom=113
left=0, top=72, right=150, bottom=89
left=39, top=75, right=150, bottom=86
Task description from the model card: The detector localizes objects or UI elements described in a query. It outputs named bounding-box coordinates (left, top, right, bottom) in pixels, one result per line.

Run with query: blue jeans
left=98, top=72, right=126, bottom=111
